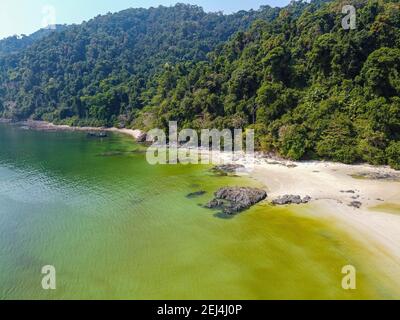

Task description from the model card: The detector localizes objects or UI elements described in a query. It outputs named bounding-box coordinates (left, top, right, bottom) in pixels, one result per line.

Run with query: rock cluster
left=349, top=201, right=362, bottom=209
left=272, top=195, right=312, bottom=205
left=205, top=187, right=267, bottom=215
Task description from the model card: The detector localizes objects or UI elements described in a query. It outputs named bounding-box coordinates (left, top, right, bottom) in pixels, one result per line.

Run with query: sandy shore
left=245, top=159, right=400, bottom=274
left=12, top=120, right=147, bottom=141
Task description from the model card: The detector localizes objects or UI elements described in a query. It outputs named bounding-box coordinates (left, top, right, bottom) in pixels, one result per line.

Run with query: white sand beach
left=247, top=159, right=400, bottom=275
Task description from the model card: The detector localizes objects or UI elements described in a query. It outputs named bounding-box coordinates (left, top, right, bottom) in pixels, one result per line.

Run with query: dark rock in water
left=205, top=198, right=226, bottom=209
left=349, top=201, right=362, bottom=209
left=87, top=131, right=108, bottom=138
left=215, top=187, right=267, bottom=205
left=211, top=164, right=245, bottom=174
left=205, top=187, right=267, bottom=215
left=186, top=191, right=207, bottom=198
left=272, top=195, right=312, bottom=205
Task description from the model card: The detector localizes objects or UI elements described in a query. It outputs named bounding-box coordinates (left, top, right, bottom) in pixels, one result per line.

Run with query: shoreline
left=5, top=119, right=400, bottom=269
left=3, top=119, right=147, bottom=141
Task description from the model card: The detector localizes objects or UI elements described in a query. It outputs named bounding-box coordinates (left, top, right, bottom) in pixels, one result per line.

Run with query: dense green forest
left=0, top=25, right=67, bottom=57
left=0, top=1, right=399, bottom=169
left=0, top=4, right=279, bottom=124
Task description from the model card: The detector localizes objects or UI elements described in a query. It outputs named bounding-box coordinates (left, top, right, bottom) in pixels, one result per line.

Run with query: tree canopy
left=0, top=0, right=399, bottom=169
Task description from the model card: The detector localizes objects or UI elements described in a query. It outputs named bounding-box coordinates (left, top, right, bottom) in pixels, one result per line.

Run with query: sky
left=0, top=0, right=291, bottom=39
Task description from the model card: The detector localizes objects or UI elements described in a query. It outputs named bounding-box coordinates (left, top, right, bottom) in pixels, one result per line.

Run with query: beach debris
left=204, top=187, right=267, bottom=215
left=186, top=191, right=207, bottom=198
left=349, top=201, right=362, bottom=209
left=204, top=199, right=225, bottom=209
left=272, top=195, right=312, bottom=205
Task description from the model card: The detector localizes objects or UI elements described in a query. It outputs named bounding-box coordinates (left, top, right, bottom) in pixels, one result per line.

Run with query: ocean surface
left=0, top=123, right=398, bottom=299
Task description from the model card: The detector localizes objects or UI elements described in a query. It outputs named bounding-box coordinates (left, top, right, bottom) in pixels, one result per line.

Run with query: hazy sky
left=0, top=0, right=291, bottom=39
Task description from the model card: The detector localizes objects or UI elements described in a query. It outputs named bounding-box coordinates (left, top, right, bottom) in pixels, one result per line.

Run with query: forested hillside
left=0, top=4, right=279, bottom=124
left=0, top=1, right=399, bottom=168
left=0, top=25, right=67, bottom=57
left=140, top=0, right=400, bottom=169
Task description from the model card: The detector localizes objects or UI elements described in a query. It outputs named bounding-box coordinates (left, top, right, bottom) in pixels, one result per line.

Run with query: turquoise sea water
left=0, top=123, right=399, bottom=299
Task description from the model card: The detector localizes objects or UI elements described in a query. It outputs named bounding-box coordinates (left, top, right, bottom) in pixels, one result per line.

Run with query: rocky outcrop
left=205, top=187, right=267, bottom=215
left=204, top=199, right=225, bottom=209
left=272, top=195, right=312, bottom=205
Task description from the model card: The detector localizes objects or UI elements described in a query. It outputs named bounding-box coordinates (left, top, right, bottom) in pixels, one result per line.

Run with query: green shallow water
left=0, top=123, right=399, bottom=299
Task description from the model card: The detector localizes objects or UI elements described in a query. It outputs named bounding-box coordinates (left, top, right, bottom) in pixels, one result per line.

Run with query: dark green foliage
left=0, top=0, right=399, bottom=169
left=387, top=141, right=400, bottom=170
left=0, top=4, right=279, bottom=125
left=136, top=0, right=400, bottom=169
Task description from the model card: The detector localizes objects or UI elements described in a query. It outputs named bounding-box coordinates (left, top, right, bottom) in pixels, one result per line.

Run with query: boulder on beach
left=272, top=195, right=312, bottom=205
left=205, top=187, right=267, bottom=215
